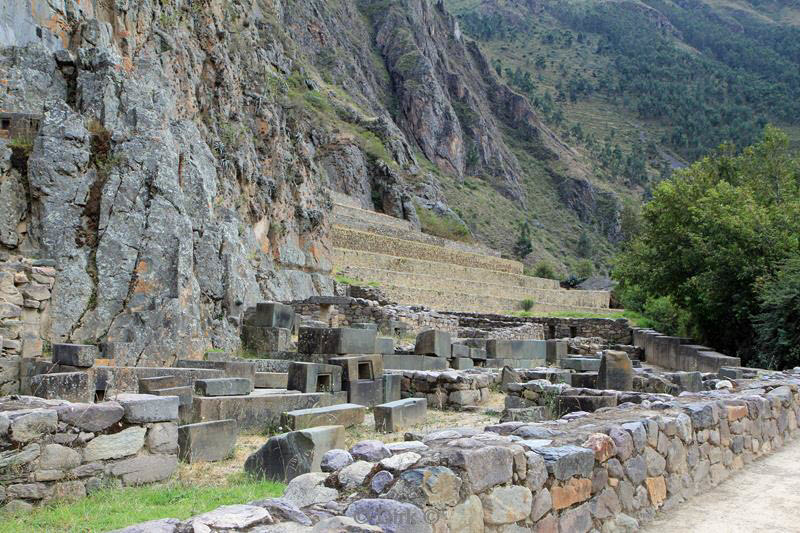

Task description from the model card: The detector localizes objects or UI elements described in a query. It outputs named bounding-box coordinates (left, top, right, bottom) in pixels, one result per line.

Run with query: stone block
left=449, top=389, right=481, bottom=406
left=113, top=393, right=179, bottom=423
left=241, top=326, right=292, bottom=354
left=557, top=395, right=617, bottom=414
left=287, top=362, right=343, bottom=393
left=351, top=322, right=377, bottom=330
left=667, top=371, right=703, bottom=392
left=30, top=372, right=95, bottom=403
left=175, top=360, right=257, bottom=383
left=374, top=398, right=427, bottom=432
left=560, top=357, right=601, bottom=372
left=570, top=372, right=597, bottom=389
left=281, top=403, right=366, bottom=430
left=414, top=330, right=451, bottom=358
left=109, top=454, right=178, bottom=485
left=246, top=302, right=295, bottom=329
left=192, top=390, right=348, bottom=430
left=193, top=377, right=252, bottom=397
left=382, top=354, right=447, bottom=371
left=469, top=348, right=487, bottom=360
left=298, top=327, right=377, bottom=355
left=52, top=344, right=98, bottom=368
left=486, top=340, right=546, bottom=360
left=244, top=425, right=346, bottom=482
left=254, top=372, right=288, bottom=389
left=597, top=350, right=633, bottom=391
left=383, top=373, right=402, bottom=403
left=374, top=337, right=394, bottom=355
left=138, top=375, right=192, bottom=393
left=178, top=419, right=238, bottom=462
left=83, top=426, right=146, bottom=461
left=7, top=409, right=57, bottom=442
left=533, top=445, right=595, bottom=480
left=451, top=344, right=470, bottom=358
left=546, top=340, right=567, bottom=364
left=450, top=357, right=474, bottom=370
left=151, top=386, right=193, bottom=407
left=551, top=478, right=592, bottom=510
left=55, top=401, right=123, bottom=432
left=328, top=355, right=384, bottom=382
left=347, top=378, right=384, bottom=407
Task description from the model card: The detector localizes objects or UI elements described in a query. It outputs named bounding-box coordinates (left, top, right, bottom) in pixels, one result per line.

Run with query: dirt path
left=644, top=437, right=800, bottom=533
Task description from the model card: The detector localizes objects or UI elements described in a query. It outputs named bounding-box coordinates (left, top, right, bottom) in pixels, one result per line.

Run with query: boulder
left=244, top=425, right=346, bottom=482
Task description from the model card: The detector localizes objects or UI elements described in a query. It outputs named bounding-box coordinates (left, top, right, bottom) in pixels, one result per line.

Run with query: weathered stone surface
left=282, top=403, right=365, bottom=430
left=600, top=513, right=639, bottom=533
left=531, top=487, right=552, bottom=521
left=246, top=303, right=295, bottom=329
left=371, top=470, right=394, bottom=494
left=55, top=401, right=123, bottom=432
left=113, top=394, right=179, bottom=423
left=480, top=484, right=532, bottom=525
left=622, top=422, right=647, bottom=453
left=345, top=498, right=432, bottom=533
left=282, top=472, right=339, bottom=508
left=445, top=445, right=514, bottom=493
left=52, top=344, right=98, bottom=368
left=30, top=372, right=95, bottom=403
left=379, top=451, right=421, bottom=472
left=374, top=398, right=427, bottom=433
left=194, top=378, right=253, bottom=397
left=583, top=433, right=617, bottom=462
left=299, top=327, right=377, bottom=355
left=624, top=455, right=647, bottom=485
left=245, top=425, right=346, bottom=482
left=597, top=350, right=633, bottom=390
left=533, top=445, right=594, bottom=480
left=321, top=449, right=354, bottom=472
left=107, top=518, right=182, bottom=533
left=590, top=487, right=621, bottom=519
left=287, top=362, right=343, bottom=394
left=191, top=504, right=272, bottom=529
left=313, top=516, right=382, bottom=532
left=146, top=422, right=178, bottom=454
left=559, top=502, right=592, bottom=533
left=415, top=330, right=451, bottom=358
left=644, top=446, right=666, bottom=476
left=610, top=427, right=634, bottom=461
left=551, top=477, right=592, bottom=510
left=338, top=460, right=375, bottom=490
left=178, top=419, right=238, bottom=462
left=8, top=409, right=57, bottom=443
left=0, top=443, right=40, bottom=470
left=39, top=443, right=81, bottom=471
left=448, top=494, right=483, bottom=533
left=83, top=426, right=146, bottom=462
left=109, top=454, right=178, bottom=485
left=350, top=440, right=391, bottom=462
left=645, top=475, right=667, bottom=506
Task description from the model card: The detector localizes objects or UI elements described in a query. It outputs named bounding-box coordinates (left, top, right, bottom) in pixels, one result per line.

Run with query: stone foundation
left=399, top=370, right=500, bottom=409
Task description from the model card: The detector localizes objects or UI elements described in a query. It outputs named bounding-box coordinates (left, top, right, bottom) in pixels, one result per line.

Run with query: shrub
left=520, top=298, right=535, bottom=311
left=575, top=259, right=594, bottom=279
left=531, top=261, right=558, bottom=280
left=752, top=256, right=800, bottom=369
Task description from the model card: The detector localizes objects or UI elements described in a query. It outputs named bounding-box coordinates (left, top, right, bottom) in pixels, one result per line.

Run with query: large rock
left=83, top=426, right=146, bottom=461
left=194, top=378, right=253, bottom=397
left=55, top=401, right=124, bottom=432
left=282, top=472, right=339, bottom=508
left=245, top=302, right=296, bottom=329
left=384, top=466, right=461, bottom=507
left=321, top=449, right=354, bottom=472
left=414, top=330, right=451, bottom=358
left=7, top=408, right=58, bottom=443
left=597, top=350, right=633, bottom=391
left=480, top=485, right=532, bottom=525
left=178, top=419, right=238, bottom=462
left=281, top=403, right=366, bottom=430
left=443, top=445, right=513, bottom=493
left=109, top=454, right=178, bottom=485
left=244, top=425, right=346, bottom=482
left=345, top=499, right=432, bottom=533
left=287, top=362, right=343, bottom=393
left=533, top=445, right=595, bottom=480
left=350, top=440, right=391, bottom=462
left=113, top=394, right=179, bottom=423
left=298, top=327, right=377, bottom=355
left=374, top=398, right=427, bottom=433
left=190, top=504, right=273, bottom=530
left=30, top=372, right=95, bottom=403
left=52, top=344, right=98, bottom=368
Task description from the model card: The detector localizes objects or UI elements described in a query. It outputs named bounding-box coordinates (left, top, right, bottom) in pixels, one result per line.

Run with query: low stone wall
left=115, top=372, right=800, bottom=533
left=633, top=329, right=741, bottom=372
left=450, top=313, right=633, bottom=343
left=398, top=369, right=499, bottom=409
left=0, top=395, right=179, bottom=511
left=1, top=256, right=56, bottom=360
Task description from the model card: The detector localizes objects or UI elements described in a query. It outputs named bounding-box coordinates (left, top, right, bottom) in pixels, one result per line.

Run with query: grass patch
left=415, top=203, right=473, bottom=243
left=0, top=476, right=285, bottom=533
left=334, top=273, right=380, bottom=287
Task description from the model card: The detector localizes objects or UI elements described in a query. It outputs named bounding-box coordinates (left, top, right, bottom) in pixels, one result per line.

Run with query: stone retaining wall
left=1, top=256, right=56, bottom=361
left=633, top=329, right=741, bottom=372
left=398, top=369, right=499, bottom=409
left=0, top=394, right=179, bottom=511
left=114, top=372, right=800, bottom=533
left=450, top=313, right=633, bottom=343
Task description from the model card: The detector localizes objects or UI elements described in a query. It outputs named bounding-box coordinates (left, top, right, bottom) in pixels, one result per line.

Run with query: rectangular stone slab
left=346, top=379, right=384, bottom=407
left=469, top=348, right=487, bottom=360
left=374, top=398, right=427, bottom=432
left=112, top=393, right=179, bottom=423
left=414, top=330, right=451, bottom=358
left=597, top=350, right=633, bottom=391
left=298, top=327, right=377, bottom=355
left=255, top=372, right=288, bottom=389
left=178, top=419, right=238, bottom=463
left=175, top=360, right=257, bottom=383
left=382, top=373, right=402, bottom=403
left=246, top=302, right=295, bottom=329
left=194, top=378, right=254, bottom=397
left=138, top=375, right=193, bottom=393
left=287, top=362, right=343, bottom=393
left=560, top=357, right=601, bottom=372
left=30, top=372, right=95, bottom=403
left=382, top=354, right=447, bottom=371
left=374, top=337, right=395, bottom=355
left=328, top=355, right=384, bottom=382
left=546, top=340, right=567, bottom=364
left=241, top=326, right=292, bottom=354
left=97, top=366, right=224, bottom=395
left=486, top=340, right=547, bottom=360
left=451, top=344, right=470, bottom=358
left=192, top=390, right=348, bottom=429
left=450, top=357, right=474, bottom=370
left=483, top=358, right=542, bottom=369
left=52, top=344, right=98, bottom=368
left=280, top=403, right=366, bottom=430
left=151, top=385, right=193, bottom=407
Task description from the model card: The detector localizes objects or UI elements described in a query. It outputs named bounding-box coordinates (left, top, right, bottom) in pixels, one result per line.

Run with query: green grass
left=508, top=309, right=653, bottom=327
left=0, top=477, right=285, bottom=533
left=334, top=273, right=380, bottom=287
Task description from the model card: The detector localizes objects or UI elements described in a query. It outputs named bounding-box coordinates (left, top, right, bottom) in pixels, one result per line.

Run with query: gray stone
left=533, top=445, right=595, bottom=480
left=247, top=497, right=311, bottom=526
left=109, top=454, right=178, bottom=485
left=623, top=455, right=647, bottom=485
left=55, top=401, right=124, bottom=432
left=480, top=484, right=532, bottom=525
left=245, top=425, right=346, bottom=482
left=601, top=513, right=639, bottom=533
left=194, top=377, right=253, bottom=397
left=444, top=445, right=513, bottom=493
left=0, top=443, right=40, bottom=470
left=375, top=337, right=395, bottom=355
left=241, top=325, right=293, bottom=354
left=610, top=427, right=634, bottom=461
left=559, top=502, right=592, bottom=533
left=313, top=516, right=382, bottom=532
left=374, top=398, right=427, bottom=433
left=450, top=357, right=474, bottom=370
left=107, top=518, right=181, bottom=533
left=52, top=343, right=98, bottom=367
left=39, top=443, right=80, bottom=470
left=30, top=372, right=95, bottom=403
left=7, top=482, right=50, bottom=500
left=379, top=451, right=421, bottom=472
left=328, top=355, right=384, bottom=382
left=546, top=340, right=567, bottom=364
left=113, top=393, right=179, bottom=423
left=281, top=403, right=366, bottom=430
left=83, top=426, right=146, bottom=461
left=321, top=449, right=353, bottom=472
left=247, top=302, right=295, bottom=329
left=299, top=327, right=377, bottom=355
left=146, top=422, right=179, bottom=454
left=387, top=441, right=429, bottom=454
left=255, top=372, right=289, bottom=389
left=338, top=460, right=374, bottom=490
left=622, top=422, right=647, bottom=453
left=345, top=498, right=432, bottom=533
left=644, top=447, right=666, bottom=476
left=282, top=472, right=339, bottom=508
left=486, top=339, right=546, bottom=360
left=685, top=403, right=716, bottom=429
left=8, top=408, right=57, bottom=443
left=414, top=330, right=451, bottom=358
left=597, top=350, right=633, bottom=391
left=191, top=504, right=272, bottom=529
left=371, top=470, right=394, bottom=493
left=382, top=354, right=448, bottom=371
left=287, top=362, right=343, bottom=393
left=500, top=406, right=547, bottom=423
left=560, top=357, right=601, bottom=371
left=350, top=440, right=391, bottom=461
left=383, top=373, right=402, bottom=403
left=531, top=487, right=552, bottom=521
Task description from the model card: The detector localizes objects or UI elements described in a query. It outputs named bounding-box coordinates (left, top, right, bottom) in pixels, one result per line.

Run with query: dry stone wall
left=0, top=394, right=179, bottom=511
left=451, top=312, right=633, bottom=344
left=399, top=370, right=500, bottom=409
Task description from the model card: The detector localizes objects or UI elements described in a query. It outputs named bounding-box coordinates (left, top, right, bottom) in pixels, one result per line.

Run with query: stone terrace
left=331, top=194, right=612, bottom=314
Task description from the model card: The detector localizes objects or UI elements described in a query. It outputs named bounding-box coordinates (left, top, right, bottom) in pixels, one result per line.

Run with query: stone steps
left=333, top=226, right=522, bottom=274
left=338, top=264, right=609, bottom=308
left=333, top=248, right=558, bottom=290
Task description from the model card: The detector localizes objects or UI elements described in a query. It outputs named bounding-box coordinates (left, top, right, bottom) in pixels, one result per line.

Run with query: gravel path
left=644, top=437, right=800, bottom=532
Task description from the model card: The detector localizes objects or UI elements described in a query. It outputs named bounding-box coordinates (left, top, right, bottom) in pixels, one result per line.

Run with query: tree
left=614, top=127, right=800, bottom=364
left=752, top=257, right=800, bottom=369
left=575, top=259, right=594, bottom=279
left=532, top=261, right=558, bottom=280
left=577, top=231, right=593, bottom=258
left=514, top=221, right=533, bottom=259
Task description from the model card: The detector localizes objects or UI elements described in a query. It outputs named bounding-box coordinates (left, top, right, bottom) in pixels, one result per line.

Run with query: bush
left=642, top=296, right=690, bottom=337
left=575, top=259, right=594, bottom=279
left=752, top=256, right=800, bottom=369
left=520, top=298, right=535, bottom=311
left=531, top=261, right=558, bottom=280
left=415, top=205, right=472, bottom=242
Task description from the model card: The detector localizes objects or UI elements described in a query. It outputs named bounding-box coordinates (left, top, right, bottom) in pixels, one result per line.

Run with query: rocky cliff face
left=0, top=0, right=599, bottom=363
